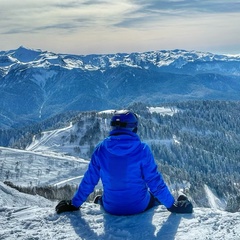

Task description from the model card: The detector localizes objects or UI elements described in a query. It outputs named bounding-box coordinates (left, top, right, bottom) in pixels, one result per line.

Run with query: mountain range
left=1, top=46, right=240, bottom=128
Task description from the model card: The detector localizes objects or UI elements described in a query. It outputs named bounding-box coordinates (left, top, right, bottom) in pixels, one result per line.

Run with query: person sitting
left=56, top=110, right=193, bottom=215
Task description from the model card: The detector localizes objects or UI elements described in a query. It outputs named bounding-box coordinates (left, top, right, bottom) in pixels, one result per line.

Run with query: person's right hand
left=55, top=200, right=79, bottom=214
left=167, top=195, right=193, bottom=214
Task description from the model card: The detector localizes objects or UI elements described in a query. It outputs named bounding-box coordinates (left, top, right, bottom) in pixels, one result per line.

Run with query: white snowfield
left=0, top=146, right=89, bottom=187
left=0, top=182, right=239, bottom=240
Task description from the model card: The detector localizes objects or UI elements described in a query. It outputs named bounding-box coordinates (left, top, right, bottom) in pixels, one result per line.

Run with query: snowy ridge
left=1, top=46, right=240, bottom=74
left=0, top=182, right=240, bottom=240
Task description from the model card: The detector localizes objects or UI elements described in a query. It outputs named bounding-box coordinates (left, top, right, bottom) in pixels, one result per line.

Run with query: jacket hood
left=103, top=129, right=142, bottom=156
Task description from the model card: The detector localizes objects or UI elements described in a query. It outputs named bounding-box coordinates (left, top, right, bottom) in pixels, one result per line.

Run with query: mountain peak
left=12, top=46, right=42, bottom=62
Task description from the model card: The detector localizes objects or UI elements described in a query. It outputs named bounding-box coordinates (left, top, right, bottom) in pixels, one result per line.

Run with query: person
left=56, top=110, right=193, bottom=215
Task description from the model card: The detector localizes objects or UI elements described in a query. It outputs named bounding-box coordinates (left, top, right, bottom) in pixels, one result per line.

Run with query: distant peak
left=12, top=46, right=42, bottom=62
left=17, top=45, right=30, bottom=50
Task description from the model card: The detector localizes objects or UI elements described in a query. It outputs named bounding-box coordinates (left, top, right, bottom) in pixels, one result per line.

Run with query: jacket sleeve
left=71, top=151, right=100, bottom=207
left=141, top=144, right=175, bottom=208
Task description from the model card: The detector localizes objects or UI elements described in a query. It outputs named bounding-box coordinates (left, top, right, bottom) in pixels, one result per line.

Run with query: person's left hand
left=167, top=195, right=193, bottom=214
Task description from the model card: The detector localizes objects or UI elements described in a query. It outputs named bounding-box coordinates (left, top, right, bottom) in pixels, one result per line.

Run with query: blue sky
left=1, top=0, right=240, bottom=55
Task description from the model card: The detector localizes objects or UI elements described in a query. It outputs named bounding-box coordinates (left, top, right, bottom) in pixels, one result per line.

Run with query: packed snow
left=0, top=182, right=240, bottom=240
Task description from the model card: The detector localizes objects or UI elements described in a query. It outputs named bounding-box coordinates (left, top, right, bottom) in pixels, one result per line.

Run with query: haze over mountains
left=1, top=46, right=240, bottom=128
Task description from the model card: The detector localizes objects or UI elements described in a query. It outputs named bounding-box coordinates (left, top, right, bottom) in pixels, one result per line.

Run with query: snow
left=0, top=182, right=240, bottom=240
left=204, top=185, right=227, bottom=211
left=148, top=106, right=178, bottom=116
left=0, top=146, right=88, bottom=187
left=53, top=175, right=84, bottom=187
left=25, top=122, right=89, bottom=159
left=98, top=110, right=115, bottom=114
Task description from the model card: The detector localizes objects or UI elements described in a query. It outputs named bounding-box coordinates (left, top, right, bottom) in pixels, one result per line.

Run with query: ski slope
left=26, top=122, right=75, bottom=154
left=0, top=182, right=239, bottom=240
left=0, top=146, right=88, bottom=187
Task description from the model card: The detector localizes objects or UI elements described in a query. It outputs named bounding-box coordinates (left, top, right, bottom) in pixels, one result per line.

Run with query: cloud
left=114, top=0, right=240, bottom=28
left=2, top=0, right=240, bottom=34
left=0, top=0, right=240, bottom=54
left=1, top=0, right=141, bottom=34
left=130, top=0, right=240, bottom=14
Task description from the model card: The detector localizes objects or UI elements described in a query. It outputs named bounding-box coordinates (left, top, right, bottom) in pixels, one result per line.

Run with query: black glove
left=55, top=200, right=79, bottom=214
left=167, top=195, right=193, bottom=214
left=177, top=195, right=188, bottom=201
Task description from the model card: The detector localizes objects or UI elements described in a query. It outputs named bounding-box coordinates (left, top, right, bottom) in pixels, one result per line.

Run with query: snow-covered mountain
left=1, top=46, right=240, bottom=128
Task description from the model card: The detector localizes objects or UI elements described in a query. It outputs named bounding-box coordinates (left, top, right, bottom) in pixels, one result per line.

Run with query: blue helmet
left=110, top=110, right=138, bottom=132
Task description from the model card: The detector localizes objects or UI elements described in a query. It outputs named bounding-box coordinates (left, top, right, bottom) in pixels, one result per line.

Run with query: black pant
left=94, top=192, right=160, bottom=212
left=145, top=193, right=160, bottom=211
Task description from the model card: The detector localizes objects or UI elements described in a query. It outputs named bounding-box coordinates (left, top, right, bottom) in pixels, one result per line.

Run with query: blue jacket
left=72, top=129, right=175, bottom=215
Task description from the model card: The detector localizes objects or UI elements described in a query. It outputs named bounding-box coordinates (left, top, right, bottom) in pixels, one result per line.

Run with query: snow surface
left=148, top=106, right=178, bottom=116
left=0, top=182, right=240, bottom=240
left=26, top=122, right=75, bottom=154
